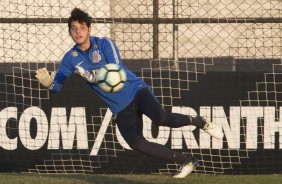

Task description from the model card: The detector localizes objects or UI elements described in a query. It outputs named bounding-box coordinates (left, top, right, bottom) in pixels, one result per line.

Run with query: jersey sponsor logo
left=71, top=50, right=78, bottom=57
left=92, top=50, right=101, bottom=63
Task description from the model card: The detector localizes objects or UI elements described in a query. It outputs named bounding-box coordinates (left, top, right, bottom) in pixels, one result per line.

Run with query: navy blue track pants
left=115, top=88, right=191, bottom=163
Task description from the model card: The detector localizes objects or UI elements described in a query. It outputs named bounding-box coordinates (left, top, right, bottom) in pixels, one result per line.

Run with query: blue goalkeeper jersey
left=50, top=36, right=148, bottom=114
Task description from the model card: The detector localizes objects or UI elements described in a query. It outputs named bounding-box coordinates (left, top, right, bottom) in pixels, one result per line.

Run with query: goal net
left=0, top=0, right=282, bottom=174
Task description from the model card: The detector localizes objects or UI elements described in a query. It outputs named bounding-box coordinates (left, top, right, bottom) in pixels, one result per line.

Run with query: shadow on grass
left=39, top=174, right=160, bottom=184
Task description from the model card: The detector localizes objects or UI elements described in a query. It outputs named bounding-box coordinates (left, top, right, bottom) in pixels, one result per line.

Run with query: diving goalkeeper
left=35, top=8, right=223, bottom=178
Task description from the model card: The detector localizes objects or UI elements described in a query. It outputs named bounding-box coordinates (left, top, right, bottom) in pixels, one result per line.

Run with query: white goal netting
left=0, top=0, right=282, bottom=174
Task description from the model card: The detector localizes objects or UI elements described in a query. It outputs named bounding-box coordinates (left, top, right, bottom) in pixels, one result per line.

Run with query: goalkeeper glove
left=75, top=65, right=97, bottom=83
left=35, top=68, right=55, bottom=89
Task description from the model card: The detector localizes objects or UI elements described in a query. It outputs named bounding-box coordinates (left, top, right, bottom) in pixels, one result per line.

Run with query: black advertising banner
left=0, top=70, right=281, bottom=174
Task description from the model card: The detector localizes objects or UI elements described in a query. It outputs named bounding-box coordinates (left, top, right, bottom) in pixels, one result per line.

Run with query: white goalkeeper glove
left=35, top=68, right=55, bottom=89
left=75, top=65, right=97, bottom=83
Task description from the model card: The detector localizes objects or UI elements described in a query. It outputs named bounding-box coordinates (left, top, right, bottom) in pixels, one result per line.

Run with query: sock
left=173, top=152, right=189, bottom=164
left=188, top=116, right=206, bottom=129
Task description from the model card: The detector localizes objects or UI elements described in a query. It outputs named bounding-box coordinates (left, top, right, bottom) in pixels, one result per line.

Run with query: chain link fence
left=1, top=0, right=281, bottom=65
left=0, top=0, right=282, bottom=175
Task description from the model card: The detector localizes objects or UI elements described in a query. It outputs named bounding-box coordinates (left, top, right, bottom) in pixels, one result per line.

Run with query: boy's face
left=69, top=21, right=91, bottom=48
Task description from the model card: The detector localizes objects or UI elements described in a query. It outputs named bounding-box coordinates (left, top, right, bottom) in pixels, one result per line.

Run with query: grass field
left=0, top=173, right=282, bottom=184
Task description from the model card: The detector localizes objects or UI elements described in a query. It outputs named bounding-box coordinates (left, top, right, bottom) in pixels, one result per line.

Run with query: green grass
left=0, top=173, right=281, bottom=184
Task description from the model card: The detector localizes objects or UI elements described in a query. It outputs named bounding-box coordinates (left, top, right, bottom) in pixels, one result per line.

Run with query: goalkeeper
left=35, top=8, right=223, bottom=178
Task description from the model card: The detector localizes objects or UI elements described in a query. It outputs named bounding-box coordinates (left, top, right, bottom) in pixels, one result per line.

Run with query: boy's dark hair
left=68, top=8, right=91, bottom=30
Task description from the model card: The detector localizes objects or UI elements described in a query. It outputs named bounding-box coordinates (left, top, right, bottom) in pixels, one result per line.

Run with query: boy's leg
left=115, top=98, right=188, bottom=164
left=136, top=88, right=223, bottom=139
left=115, top=90, right=200, bottom=178
left=136, top=88, right=205, bottom=128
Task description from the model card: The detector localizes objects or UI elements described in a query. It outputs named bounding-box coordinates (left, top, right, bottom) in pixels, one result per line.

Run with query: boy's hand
left=75, top=65, right=96, bottom=83
left=35, top=68, right=55, bottom=89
